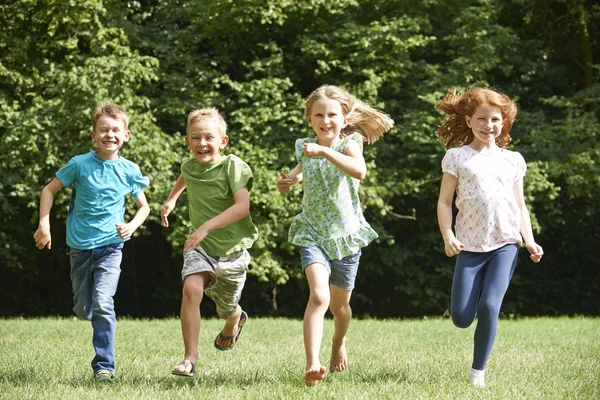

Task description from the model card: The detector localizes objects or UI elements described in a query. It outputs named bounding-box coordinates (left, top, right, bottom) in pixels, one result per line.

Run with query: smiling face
left=91, top=115, right=130, bottom=160
left=307, top=97, right=348, bottom=147
left=465, top=103, right=504, bottom=148
left=185, top=119, right=228, bottom=164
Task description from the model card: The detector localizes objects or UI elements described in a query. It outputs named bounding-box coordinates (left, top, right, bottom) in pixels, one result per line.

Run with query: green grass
left=0, top=317, right=598, bottom=399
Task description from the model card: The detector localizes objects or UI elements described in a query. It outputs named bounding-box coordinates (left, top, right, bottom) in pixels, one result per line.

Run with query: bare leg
left=214, top=306, right=242, bottom=349
left=303, top=263, right=330, bottom=386
left=329, top=285, right=352, bottom=372
left=173, top=272, right=210, bottom=374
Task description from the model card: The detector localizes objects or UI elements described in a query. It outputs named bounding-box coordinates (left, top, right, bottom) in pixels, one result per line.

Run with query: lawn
left=0, top=316, right=598, bottom=399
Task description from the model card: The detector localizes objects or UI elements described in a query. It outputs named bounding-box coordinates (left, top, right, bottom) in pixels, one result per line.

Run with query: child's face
left=465, top=103, right=504, bottom=146
left=307, top=97, right=348, bottom=147
left=185, top=120, right=228, bottom=164
left=91, top=115, right=130, bottom=160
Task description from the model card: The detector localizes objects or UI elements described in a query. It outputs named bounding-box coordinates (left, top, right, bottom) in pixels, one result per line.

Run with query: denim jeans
left=69, top=243, right=123, bottom=374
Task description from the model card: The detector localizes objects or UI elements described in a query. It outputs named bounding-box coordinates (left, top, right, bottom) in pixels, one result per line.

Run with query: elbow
left=354, top=168, right=367, bottom=181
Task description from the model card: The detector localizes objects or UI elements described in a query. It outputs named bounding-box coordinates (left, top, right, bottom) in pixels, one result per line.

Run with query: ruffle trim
left=289, top=221, right=378, bottom=260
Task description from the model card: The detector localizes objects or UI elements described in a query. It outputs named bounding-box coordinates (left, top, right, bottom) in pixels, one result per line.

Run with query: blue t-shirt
left=56, top=151, right=150, bottom=250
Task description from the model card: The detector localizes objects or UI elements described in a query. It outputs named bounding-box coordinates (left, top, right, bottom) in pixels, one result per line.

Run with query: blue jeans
left=69, top=243, right=123, bottom=374
left=451, top=243, right=518, bottom=371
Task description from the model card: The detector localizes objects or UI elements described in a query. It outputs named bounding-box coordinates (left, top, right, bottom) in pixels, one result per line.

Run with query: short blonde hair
left=186, top=107, right=227, bottom=137
left=435, top=86, right=518, bottom=149
left=304, top=85, right=394, bottom=144
left=92, top=103, right=129, bottom=131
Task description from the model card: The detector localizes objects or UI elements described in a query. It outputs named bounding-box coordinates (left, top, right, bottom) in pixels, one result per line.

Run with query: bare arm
left=116, top=191, right=150, bottom=240
left=161, top=173, right=187, bottom=227
left=514, top=178, right=544, bottom=262
left=33, top=178, right=64, bottom=250
left=277, top=164, right=303, bottom=194
left=184, top=186, right=251, bottom=251
left=304, top=140, right=366, bottom=180
left=437, top=172, right=464, bottom=257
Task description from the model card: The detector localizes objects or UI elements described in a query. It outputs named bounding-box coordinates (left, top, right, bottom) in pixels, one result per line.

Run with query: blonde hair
left=304, top=85, right=394, bottom=144
left=435, top=86, right=517, bottom=149
left=186, top=107, right=227, bottom=137
left=92, top=103, right=129, bottom=131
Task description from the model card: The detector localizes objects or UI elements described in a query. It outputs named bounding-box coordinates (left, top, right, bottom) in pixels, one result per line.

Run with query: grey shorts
left=300, top=246, right=361, bottom=291
left=182, top=246, right=250, bottom=318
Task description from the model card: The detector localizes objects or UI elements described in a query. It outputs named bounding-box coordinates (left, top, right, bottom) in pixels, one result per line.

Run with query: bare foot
left=329, top=341, right=348, bottom=372
left=304, top=365, right=326, bottom=386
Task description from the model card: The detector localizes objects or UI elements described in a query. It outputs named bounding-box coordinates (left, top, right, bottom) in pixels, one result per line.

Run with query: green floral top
left=288, top=132, right=378, bottom=260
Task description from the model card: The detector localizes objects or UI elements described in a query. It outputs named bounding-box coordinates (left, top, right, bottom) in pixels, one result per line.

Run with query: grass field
left=0, top=316, right=598, bottom=399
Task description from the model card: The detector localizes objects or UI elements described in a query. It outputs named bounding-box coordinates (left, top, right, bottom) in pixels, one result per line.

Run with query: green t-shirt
left=181, top=154, right=258, bottom=256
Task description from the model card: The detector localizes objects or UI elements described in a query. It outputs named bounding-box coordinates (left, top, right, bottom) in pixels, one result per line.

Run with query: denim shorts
left=299, top=246, right=361, bottom=291
left=182, top=245, right=250, bottom=317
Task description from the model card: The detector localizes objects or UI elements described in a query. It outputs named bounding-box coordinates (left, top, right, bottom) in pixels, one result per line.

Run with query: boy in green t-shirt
left=161, top=107, right=258, bottom=377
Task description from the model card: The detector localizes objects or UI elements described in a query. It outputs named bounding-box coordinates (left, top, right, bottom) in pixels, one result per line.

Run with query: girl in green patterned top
left=277, top=85, right=394, bottom=386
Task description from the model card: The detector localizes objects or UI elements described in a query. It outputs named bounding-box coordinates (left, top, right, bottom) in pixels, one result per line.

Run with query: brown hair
left=186, top=107, right=227, bottom=137
left=435, top=86, right=517, bottom=149
left=304, top=85, right=394, bottom=144
left=92, top=103, right=129, bottom=131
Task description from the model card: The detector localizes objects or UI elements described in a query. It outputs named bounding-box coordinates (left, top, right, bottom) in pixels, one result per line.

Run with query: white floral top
left=288, top=132, right=378, bottom=260
left=442, top=145, right=526, bottom=252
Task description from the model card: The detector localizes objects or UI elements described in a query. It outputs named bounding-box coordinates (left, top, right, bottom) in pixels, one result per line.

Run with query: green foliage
left=1, top=0, right=599, bottom=317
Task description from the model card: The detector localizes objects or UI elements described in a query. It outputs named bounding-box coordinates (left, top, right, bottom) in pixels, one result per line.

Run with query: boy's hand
left=184, top=227, right=209, bottom=252
left=526, top=242, right=544, bottom=263
left=33, top=226, right=52, bottom=250
left=277, top=171, right=294, bottom=194
left=444, top=236, right=465, bottom=257
left=116, top=222, right=133, bottom=240
left=161, top=200, right=176, bottom=227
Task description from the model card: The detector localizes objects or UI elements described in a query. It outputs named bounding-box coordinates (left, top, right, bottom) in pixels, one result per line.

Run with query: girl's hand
left=277, top=171, right=294, bottom=194
left=526, top=242, right=544, bottom=263
left=444, top=236, right=465, bottom=257
left=161, top=200, right=176, bottom=227
left=303, top=142, right=323, bottom=158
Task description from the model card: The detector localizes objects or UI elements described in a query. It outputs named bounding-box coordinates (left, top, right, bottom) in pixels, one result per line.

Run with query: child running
left=435, top=86, right=544, bottom=388
left=161, top=107, right=258, bottom=378
left=277, top=85, right=394, bottom=386
left=33, top=103, right=150, bottom=384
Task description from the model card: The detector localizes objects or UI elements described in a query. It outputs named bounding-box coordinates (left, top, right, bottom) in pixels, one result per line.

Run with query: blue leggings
left=451, top=243, right=518, bottom=370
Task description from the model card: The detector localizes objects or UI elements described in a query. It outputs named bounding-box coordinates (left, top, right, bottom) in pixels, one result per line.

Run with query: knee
left=182, top=283, right=203, bottom=304
left=308, top=289, right=330, bottom=309
left=452, top=312, right=474, bottom=329
left=477, top=300, right=501, bottom=320
left=329, top=303, right=351, bottom=318
left=91, top=296, right=115, bottom=320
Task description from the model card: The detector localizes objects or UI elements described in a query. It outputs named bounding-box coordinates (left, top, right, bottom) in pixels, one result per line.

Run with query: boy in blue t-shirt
left=33, top=103, right=150, bottom=384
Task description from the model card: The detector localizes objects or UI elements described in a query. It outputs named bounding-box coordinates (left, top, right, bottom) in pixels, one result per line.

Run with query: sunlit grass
left=1, top=317, right=598, bottom=399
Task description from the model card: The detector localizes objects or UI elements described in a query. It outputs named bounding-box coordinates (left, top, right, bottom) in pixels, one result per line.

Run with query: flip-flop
left=171, top=360, right=195, bottom=377
left=214, top=310, right=247, bottom=351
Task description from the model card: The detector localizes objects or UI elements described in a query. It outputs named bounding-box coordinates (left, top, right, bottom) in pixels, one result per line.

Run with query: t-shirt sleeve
left=228, top=156, right=254, bottom=193
left=514, top=152, right=527, bottom=181
left=441, top=149, right=458, bottom=177
left=55, top=156, right=79, bottom=187
left=129, top=164, right=150, bottom=198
